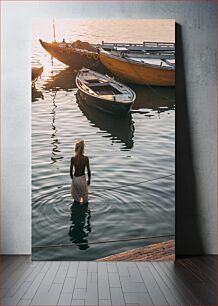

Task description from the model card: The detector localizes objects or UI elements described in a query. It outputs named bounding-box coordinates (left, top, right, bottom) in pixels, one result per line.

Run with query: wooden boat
left=32, top=66, right=43, bottom=82
left=76, top=68, right=136, bottom=116
left=99, top=50, right=175, bottom=87
left=39, top=39, right=175, bottom=72
left=39, top=39, right=101, bottom=70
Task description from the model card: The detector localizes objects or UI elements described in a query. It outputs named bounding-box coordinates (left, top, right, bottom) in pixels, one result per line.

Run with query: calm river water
left=32, top=19, right=175, bottom=260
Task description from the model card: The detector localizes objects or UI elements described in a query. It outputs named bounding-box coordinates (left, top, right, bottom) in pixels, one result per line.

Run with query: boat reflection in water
left=32, top=86, right=44, bottom=102
left=69, top=201, right=91, bottom=250
left=76, top=93, right=135, bottom=150
left=43, top=67, right=78, bottom=92
left=42, top=67, right=175, bottom=116
left=131, top=84, right=175, bottom=113
left=50, top=91, right=64, bottom=165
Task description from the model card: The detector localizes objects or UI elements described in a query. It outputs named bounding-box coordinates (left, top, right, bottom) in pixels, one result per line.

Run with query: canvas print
left=32, top=19, right=175, bottom=261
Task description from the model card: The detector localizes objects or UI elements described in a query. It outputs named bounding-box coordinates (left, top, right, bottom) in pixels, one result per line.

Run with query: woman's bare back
left=70, top=155, right=91, bottom=185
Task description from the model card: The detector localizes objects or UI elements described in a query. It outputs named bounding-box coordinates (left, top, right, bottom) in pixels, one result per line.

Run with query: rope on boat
left=87, top=58, right=100, bottom=70
left=32, top=234, right=175, bottom=249
left=124, top=55, right=175, bottom=104
left=144, top=82, right=175, bottom=104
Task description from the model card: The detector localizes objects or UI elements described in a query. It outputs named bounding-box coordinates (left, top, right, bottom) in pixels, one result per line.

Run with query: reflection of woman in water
left=68, top=201, right=91, bottom=250
left=70, top=140, right=91, bottom=204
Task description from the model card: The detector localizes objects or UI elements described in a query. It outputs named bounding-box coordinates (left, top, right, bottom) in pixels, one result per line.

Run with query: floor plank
left=2, top=281, right=32, bottom=305
left=136, top=263, right=169, bottom=305
left=155, top=261, right=198, bottom=304
left=3, top=261, right=41, bottom=297
left=0, top=255, right=216, bottom=306
left=172, top=259, right=217, bottom=305
left=31, top=283, right=63, bottom=305
left=98, top=262, right=111, bottom=300
left=36, top=261, right=61, bottom=293
left=163, top=261, right=201, bottom=304
left=148, top=262, right=182, bottom=305
left=184, top=256, right=217, bottom=287
left=177, top=260, right=217, bottom=304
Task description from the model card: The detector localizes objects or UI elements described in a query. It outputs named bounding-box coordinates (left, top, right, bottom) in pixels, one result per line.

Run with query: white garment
left=71, top=175, right=88, bottom=203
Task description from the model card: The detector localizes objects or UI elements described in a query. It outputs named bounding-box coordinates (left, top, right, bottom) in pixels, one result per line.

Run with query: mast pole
left=53, top=18, right=56, bottom=42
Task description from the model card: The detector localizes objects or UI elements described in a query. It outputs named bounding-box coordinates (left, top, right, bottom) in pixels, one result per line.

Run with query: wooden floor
left=0, top=256, right=217, bottom=305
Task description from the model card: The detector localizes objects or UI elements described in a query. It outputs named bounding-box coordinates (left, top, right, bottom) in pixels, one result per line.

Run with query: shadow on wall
left=175, top=23, right=205, bottom=257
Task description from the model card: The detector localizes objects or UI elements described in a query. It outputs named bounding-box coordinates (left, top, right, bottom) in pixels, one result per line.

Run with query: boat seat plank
left=86, top=82, right=111, bottom=87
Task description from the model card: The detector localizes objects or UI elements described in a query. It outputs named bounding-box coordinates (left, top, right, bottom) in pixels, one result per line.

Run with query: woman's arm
left=70, top=157, right=74, bottom=180
left=86, top=157, right=91, bottom=185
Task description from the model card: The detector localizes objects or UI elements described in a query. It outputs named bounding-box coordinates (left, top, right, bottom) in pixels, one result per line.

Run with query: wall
left=1, top=0, right=217, bottom=255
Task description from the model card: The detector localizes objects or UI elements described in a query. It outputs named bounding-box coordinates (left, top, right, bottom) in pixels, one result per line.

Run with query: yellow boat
left=99, top=51, right=175, bottom=87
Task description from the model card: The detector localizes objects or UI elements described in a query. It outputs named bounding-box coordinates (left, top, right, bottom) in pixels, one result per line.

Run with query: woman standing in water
left=70, top=140, right=91, bottom=204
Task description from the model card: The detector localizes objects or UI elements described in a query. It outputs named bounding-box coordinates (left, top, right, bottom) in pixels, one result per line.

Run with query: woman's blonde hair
left=75, top=140, right=85, bottom=156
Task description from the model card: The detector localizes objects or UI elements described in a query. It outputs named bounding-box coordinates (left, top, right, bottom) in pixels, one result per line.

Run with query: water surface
left=32, top=19, right=175, bottom=260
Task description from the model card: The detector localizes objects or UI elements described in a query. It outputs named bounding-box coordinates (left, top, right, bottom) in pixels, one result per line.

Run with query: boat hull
left=77, top=90, right=133, bottom=117
left=100, top=53, right=175, bottom=86
left=39, top=40, right=101, bottom=70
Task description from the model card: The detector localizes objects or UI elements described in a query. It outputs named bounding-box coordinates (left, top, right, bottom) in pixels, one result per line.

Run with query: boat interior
left=110, top=50, right=175, bottom=59
left=107, top=50, right=175, bottom=69
left=128, top=57, right=175, bottom=68
left=87, top=83, right=123, bottom=96
left=79, top=78, right=123, bottom=96
left=77, top=72, right=133, bottom=102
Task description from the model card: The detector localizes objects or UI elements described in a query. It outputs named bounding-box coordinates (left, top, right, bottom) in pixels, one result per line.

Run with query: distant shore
left=97, top=239, right=175, bottom=261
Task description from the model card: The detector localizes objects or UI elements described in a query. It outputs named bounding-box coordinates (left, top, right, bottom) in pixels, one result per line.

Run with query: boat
left=76, top=68, right=136, bottom=116
left=39, top=39, right=102, bottom=70
left=32, top=66, right=43, bottom=82
left=39, top=39, right=175, bottom=72
left=99, top=50, right=175, bottom=87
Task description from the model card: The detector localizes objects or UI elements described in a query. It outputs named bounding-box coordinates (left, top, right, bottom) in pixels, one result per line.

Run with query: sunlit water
left=32, top=19, right=175, bottom=260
